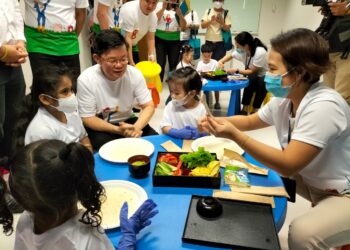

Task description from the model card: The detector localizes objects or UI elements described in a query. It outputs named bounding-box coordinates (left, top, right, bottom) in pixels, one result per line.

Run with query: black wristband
left=236, top=69, right=239, bottom=74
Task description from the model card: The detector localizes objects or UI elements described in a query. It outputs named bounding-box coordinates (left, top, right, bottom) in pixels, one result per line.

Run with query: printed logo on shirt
left=131, top=30, right=138, bottom=39
left=34, top=0, right=50, bottom=33
left=164, top=14, right=173, bottom=32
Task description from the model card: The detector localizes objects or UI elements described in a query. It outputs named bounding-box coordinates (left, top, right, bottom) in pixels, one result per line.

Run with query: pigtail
left=59, top=143, right=105, bottom=228
left=0, top=178, right=13, bottom=235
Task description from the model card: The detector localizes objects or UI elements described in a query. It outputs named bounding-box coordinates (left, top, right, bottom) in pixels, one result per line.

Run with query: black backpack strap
left=207, top=8, right=211, bottom=15
left=224, top=9, right=228, bottom=22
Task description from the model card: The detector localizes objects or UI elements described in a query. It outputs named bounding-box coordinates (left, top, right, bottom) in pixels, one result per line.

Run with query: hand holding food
left=206, top=116, right=237, bottom=140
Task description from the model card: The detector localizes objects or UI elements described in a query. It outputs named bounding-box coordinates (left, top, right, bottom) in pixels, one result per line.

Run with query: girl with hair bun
left=10, top=139, right=158, bottom=250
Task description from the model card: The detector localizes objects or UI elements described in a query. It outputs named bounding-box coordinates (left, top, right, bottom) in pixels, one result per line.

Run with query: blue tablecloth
left=95, top=135, right=287, bottom=249
left=202, top=79, right=249, bottom=116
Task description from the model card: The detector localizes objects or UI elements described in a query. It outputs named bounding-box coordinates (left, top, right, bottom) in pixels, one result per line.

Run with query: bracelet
left=0, top=46, right=8, bottom=61
left=241, top=135, right=250, bottom=148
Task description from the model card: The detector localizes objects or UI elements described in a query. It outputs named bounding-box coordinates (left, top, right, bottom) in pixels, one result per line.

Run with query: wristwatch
left=236, top=69, right=240, bottom=74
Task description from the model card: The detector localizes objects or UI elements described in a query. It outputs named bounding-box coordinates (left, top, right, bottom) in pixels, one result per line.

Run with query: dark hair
left=0, top=177, right=13, bottom=235
left=9, top=140, right=105, bottom=228
left=201, top=43, right=213, bottom=53
left=93, top=29, right=128, bottom=56
left=234, top=31, right=267, bottom=56
left=167, top=67, right=202, bottom=95
left=270, top=28, right=330, bottom=84
left=14, top=64, right=73, bottom=151
left=179, top=44, right=194, bottom=68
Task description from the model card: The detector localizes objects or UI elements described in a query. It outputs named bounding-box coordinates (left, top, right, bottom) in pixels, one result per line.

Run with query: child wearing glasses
left=160, top=67, right=208, bottom=139
left=9, top=139, right=158, bottom=250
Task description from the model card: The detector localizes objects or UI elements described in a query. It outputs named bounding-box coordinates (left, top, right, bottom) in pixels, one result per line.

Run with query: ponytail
left=0, top=178, right=13, bottom=235
left=59, top=143, right=105, bottom=227
left=253, top=37, right=267, bottom=52
left=235, top=31, right=267, bottom=57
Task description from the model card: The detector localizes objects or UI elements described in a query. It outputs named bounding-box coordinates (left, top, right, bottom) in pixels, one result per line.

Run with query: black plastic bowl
left=128, top=155, right=150, bottom=179
left=196, top=196, right=223, bottom=218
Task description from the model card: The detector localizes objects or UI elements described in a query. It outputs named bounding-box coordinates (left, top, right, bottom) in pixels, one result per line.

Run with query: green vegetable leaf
left=179, top=147, right=215, bottom=169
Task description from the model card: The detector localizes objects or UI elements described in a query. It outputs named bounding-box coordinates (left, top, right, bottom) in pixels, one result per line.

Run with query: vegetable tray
left=152, top=151, right=221, bottom=188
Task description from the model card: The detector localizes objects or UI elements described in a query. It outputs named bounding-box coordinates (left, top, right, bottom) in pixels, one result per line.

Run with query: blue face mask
left=264, top=71, right=294, bottom=98
left=236, top=48, right=245, bottom=55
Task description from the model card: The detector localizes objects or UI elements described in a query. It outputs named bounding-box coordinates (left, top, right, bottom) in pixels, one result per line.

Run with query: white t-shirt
left=258, top=82, right=350, bottom=192
left=231, top=46, right=268, bottom=77
left=176, top=61, right=193, bottom=69
left=24, top=107, right=87, bottom=145
left=155, top=3, right=180, bottom=32
left=119, top=0, right=157, bottom=45
left=180, top=10, right=199, bottom=41
left=201, top=8, right=232, bottom=42
left=93, top=0, right=123, bottom=30
left=160, top=101, right=207, bottom=131
left=24, top=0, right=89, bottom=32
left=0, top=0, right=26, bottom=44
left=15, top=211, right=114, bottom=250
left=77, top=64, right=152, bottom=123
left=196, top=59, right=218, bottom=73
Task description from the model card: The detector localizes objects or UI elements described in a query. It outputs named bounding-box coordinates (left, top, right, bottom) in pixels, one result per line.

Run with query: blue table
left=95, top=135, right=287, bottom=249
left=202, top=79, right=249, bottom=116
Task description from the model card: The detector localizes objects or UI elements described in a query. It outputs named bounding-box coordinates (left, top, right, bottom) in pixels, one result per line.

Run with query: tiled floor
left=1, top=82, right=311, bottom=250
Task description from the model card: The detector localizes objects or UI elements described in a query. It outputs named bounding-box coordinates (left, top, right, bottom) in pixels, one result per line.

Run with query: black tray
left=182, top=195, right=281, bottom=249
left=201, top=72, right=228, bottom=82
left=152, top=152, right=221, bottom=189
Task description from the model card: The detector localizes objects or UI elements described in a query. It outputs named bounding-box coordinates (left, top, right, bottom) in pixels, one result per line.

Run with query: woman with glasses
left=77, top=30, right=157, bottom=150
left=199, top=28, right=350, bottom=249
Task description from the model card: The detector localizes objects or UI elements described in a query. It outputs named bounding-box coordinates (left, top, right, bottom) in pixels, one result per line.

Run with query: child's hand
left=118, top=199, right=159, bottom=250
left=168, top=126, right=193, bottom=139
left=217, top=61, right=225, bottom=69
left=189, top=126, right=209, bottom=139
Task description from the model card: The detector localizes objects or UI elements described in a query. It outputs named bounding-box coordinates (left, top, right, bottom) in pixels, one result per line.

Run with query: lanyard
left=245, top=55, right=252, bottom=70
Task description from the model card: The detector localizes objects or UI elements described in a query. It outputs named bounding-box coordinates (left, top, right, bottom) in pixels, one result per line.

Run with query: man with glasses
left=77, top=30, right=157, bottom=150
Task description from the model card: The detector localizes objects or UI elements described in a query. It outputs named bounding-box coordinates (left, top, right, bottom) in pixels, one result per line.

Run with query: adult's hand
left=0, top=44, right=28, bottom=64
left=328, top=1, right=349, bottom=16
left=206, top=116, right=237, bottom=140
left=119, top=122, right=143, bottom=137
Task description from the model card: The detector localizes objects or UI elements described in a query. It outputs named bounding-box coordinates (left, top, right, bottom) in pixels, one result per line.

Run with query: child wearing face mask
left=176, top=44, right=195, bottom=69
left=15, top=64, right=92, bottom=152
left=160, top=67, right=209, bottom=139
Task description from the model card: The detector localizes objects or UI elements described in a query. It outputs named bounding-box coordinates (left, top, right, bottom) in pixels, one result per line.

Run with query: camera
left=301, top=0, right=339, bottom=39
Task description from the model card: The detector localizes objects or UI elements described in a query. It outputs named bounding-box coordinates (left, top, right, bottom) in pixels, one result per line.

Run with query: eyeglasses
left=102, top=57, right=129, bottom=66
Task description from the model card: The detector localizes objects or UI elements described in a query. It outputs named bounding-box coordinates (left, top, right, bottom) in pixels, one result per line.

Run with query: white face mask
left=213, top=1, right=223, bottom=9
left=46, top=94, right=78, bottom=113
left=172, top=94, right=188, bottom=108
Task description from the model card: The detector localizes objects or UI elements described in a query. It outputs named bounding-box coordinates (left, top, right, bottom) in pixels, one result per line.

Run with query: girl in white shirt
left=200, top=28, right=350, bottom=249
left=218, top=31, right=268, bottom=115
left=15, top=64, right=92, bottom=152
left=176, top=44, right=194, bottom=69
left=9, top=140, right=158, bottom=250
left=161, top=67, right=208, bottom=139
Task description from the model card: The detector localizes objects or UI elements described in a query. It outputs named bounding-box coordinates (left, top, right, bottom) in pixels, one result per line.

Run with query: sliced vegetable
left=155, top=162, right=177, bottom=176
left=189, top=160, right=220, bottom=177
left=180, top=147, right=215, bottom=169
left=173, top=160, right=183, bottom=176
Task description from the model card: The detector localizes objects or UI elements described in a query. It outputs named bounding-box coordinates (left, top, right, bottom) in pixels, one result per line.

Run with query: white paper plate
left=191, top=136, right=244, bottom=159
left=100, top=180, right=148, bottom=229
left=99, top=138, right=155, bottom=163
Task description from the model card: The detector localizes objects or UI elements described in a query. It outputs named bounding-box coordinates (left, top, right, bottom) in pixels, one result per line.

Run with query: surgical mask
left=213, top=1, right=223, bottom=9
left=172, top=94, right=188, bottom=108
left=264, top=71, right=294, bottom=98
left=236, top=48, right=245, bottom=55
left=46, top=94, right=78, bottom=113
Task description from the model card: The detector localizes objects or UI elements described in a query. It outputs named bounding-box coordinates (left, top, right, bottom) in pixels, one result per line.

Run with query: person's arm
left=217, top=54, right=233, bottom=69
left=201, top=15, right=215, bottom=29
left=147, top=32, right=156, bottom=62
left=206, top=115, right=321, bottom=177
left=96, top=3, right=110, bottom=30
left=0, top=44, right=28, bottom=64
left=82, top=116, right=123, bottom=134
left=79, top=136, right=93, bottom=152
left=226, top=64, right=258, bottom=75
left=156, top=1, right=167, bottom=20
left=124, top=31, right=135, bottom=66
left=215, top=13, right=231, bottom=31
left=75, top=8, right=87, bottom=36
left=133, top=101, right=155, bottom=132
left=175, top=6, right=187, bottom=30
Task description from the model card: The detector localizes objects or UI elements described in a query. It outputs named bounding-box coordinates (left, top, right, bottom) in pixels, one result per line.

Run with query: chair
left=248, top=92, right=271, bottom=114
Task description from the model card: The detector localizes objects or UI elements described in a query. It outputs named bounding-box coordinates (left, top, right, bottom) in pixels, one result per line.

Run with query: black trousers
left=29, top=52, right=81, bottom=89
left=241, top=74, right=267, bottom=109
left=0, top=63, right=25, bottom=159
left=155, top=36, right=181, bottom=81
left=86, top=117, right=158, bottom=151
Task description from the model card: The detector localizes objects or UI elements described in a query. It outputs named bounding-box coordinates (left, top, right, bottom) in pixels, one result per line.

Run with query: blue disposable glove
left=189, top=126, right=209, bottom=139
left=117, top=199, right=158, bottom=250
left=167, top=126, right=193, bottom=139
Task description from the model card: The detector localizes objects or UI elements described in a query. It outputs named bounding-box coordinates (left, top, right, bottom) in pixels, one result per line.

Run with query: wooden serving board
left=213, top=190, right=275, bottom=208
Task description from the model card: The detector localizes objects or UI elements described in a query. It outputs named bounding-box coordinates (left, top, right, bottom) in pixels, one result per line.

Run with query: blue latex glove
left=189, top=126, right=209, bottom=139
left=117, top=199, right=158, bottom=250
left=167, top=126, right=193, bottom=139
